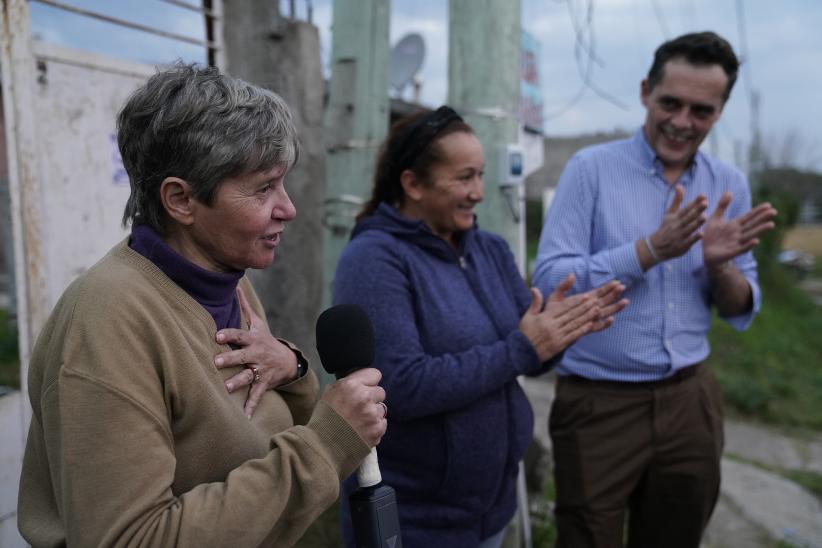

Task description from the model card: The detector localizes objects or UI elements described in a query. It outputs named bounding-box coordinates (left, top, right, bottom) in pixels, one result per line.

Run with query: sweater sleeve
left=50, top=373, right=365, bottom=548
left=273, top=341, right=320, bottom=426
left=333, top=234, right=541, bottom=421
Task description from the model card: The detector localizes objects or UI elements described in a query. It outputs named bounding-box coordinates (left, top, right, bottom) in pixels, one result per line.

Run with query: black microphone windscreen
left=315, top=304, right=375, bottom=378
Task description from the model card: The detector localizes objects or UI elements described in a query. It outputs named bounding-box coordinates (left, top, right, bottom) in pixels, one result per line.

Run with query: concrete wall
left=524, top=130, right=630, bottom=201
left=223, top=4, right=327, bottom=368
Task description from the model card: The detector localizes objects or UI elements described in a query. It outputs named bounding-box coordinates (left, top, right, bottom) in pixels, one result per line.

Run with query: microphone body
left=316, top=305, right=403, bottom=548
left=349, top=482, right=402, bottom=548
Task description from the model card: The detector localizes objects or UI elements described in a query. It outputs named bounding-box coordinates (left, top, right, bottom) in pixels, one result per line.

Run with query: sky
left=27, top=0, right=822, bottom=172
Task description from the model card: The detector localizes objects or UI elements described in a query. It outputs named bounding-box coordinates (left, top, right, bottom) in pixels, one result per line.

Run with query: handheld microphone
left=316, top=304, right=403, bottom=548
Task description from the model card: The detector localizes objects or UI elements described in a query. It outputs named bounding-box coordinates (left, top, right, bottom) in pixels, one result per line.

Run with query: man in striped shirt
left=533, top=31, right=777, bottom=547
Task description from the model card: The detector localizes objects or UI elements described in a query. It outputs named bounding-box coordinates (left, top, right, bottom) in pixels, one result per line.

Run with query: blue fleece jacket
left=333, top=203, right=554, bottom=547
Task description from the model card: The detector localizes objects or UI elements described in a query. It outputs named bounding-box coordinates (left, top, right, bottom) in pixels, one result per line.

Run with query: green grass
left=707, top=265, right=822, bottom=430
left=530, top=472, right=558, bottom=546
left=0, top=308, right=20, bottom=389
left=782, top=469, right=822, bottom=500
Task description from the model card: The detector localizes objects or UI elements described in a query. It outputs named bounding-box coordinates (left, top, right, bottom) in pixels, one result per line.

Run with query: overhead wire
left=734, top=0, right=763, bottom=171
left=679, top=0, right=697, bottom=30
left=734, top=0, right=755, bottom=108
left=543, top=0, right=628, bottom=121
left=630, top=0, right=651, bottom=72
left=648, top=0, right=670, bottom=39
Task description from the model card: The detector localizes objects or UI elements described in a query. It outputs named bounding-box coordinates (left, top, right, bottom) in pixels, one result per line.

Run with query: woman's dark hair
left=357, top=106, right=474, bottom=222
left=647, top=31, right=740, bottom=102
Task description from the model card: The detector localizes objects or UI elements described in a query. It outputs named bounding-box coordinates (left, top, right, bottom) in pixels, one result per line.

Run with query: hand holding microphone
left=317, top=303, right=387, bottom=451
left=316, top=304, right=403, bottom=548
left=321, top=368, right=386, bottom=448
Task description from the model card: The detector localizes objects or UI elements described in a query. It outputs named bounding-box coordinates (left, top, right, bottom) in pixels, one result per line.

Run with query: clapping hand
left=587, top=280, right=629, bottom=332
left=542, top=276, right=628, bottom=332
left=648, top=185, right=708, bottom=261
left=519, top=274, right=601, bottom=361
left=702, top=192, right=777, bottom=269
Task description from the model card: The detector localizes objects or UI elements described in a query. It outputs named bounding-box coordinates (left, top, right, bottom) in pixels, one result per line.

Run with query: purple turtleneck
left=129, top=224, right=244, bottom=331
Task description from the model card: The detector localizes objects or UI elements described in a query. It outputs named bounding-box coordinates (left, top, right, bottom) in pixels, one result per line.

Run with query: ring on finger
left=377, top=401, right=388, bottom=419
left=249, top=366, right=261, bottom=384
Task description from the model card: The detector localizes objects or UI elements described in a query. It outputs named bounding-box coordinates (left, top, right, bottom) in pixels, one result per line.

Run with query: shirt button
left=666, top=264, right=673, bottom=272
left=665, top=339, right=673, bottom=348
left=668, top=302, right=674, bottom=310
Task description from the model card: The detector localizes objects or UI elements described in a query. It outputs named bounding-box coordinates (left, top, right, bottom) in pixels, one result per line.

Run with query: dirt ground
left=783, top=224, right=822, bottom=256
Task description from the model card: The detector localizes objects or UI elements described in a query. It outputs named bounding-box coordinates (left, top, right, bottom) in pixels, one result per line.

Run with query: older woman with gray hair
left=17, top=63, right=386, bottom=547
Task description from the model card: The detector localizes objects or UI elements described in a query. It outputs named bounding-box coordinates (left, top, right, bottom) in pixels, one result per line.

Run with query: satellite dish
left=389, top=33, right=425, bottom=94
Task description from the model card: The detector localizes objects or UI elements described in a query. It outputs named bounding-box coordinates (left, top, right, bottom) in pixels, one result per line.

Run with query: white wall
left=0, top=37, right=154, bottom=544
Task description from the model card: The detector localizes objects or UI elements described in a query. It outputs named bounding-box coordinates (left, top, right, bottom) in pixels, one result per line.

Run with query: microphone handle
left=350, top=446, right=402, bottom=547
left=357, top=447, right=382, bottom=488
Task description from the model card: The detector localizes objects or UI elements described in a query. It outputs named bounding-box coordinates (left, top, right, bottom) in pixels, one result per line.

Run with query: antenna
left=389, top=33, right=425, bottom=99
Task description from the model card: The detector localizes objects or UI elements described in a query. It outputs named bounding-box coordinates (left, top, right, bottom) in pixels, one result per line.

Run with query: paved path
left=0, top=392, right=26, bottom=548
left=520, top=375, right=822, bottom=548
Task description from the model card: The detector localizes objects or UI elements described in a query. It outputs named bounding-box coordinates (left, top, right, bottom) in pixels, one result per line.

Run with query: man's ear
left=400, top=169, right=423, bottom=202
left=159, top=177, right=196, bottom=226
left=640, top=79, right=650, bottom=107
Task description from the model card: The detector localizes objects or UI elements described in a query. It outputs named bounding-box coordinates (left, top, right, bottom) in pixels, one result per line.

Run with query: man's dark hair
left=647, top=31, right=740, bottom=102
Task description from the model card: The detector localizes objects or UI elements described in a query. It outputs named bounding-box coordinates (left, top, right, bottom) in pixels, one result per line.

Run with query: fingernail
left=246, top=414, right=252, bottom=420
left=215, top=357, right=224, bottom=366
left=226, top=383, right=233, bottom=392
left=216, top=333, right=225, bottom=342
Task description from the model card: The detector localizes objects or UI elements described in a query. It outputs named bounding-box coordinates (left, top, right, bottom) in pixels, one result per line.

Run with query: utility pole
left=449, top=0, right=523, bottom=271
left=222, top=0, right=327, bottom=368
left=449, top=6, right=531, bottom=548
left=322, top=0, right=390, bottom=322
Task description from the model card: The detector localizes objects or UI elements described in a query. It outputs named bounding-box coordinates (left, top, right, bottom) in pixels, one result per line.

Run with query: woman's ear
left=159, top=177, right=195, bottom=226
left=400, top=169, right=423, bottom=202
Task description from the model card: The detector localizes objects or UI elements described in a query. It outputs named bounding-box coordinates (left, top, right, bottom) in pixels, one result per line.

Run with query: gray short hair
left=118, top=62, right=300, bottom=232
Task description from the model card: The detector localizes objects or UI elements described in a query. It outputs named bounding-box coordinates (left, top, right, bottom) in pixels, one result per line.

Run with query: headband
left=393, top=105, right=464, bottom=175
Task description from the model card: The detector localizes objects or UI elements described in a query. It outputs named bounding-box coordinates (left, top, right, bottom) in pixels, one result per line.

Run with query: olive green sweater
left=18, top=240, right=369, bottom=547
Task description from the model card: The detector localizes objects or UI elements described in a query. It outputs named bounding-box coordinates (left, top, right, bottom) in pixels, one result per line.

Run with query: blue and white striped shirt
left=532, top=129, right=761, bottom=381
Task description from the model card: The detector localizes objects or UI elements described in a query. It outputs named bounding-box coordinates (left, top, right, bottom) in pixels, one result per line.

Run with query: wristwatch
left=294, top=350, right=308, bottom=378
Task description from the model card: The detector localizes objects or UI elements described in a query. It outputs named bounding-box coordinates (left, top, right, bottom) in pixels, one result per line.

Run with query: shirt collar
left=633, top=127, right=703, bottom=180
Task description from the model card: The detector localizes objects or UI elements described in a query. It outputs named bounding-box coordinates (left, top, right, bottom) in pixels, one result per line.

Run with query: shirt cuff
left=595, top=241, right=645, bottom=286
left=277, top=338, right=309, bottom=382
left=722, top=277, right=761, bottom=331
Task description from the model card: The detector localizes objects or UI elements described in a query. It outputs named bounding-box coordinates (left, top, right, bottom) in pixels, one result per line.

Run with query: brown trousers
left=549, top=364, right=724, bottom=548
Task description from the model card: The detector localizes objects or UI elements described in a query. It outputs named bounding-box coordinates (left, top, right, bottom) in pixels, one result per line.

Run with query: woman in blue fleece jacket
left=333, top=106, right=627, bottom=547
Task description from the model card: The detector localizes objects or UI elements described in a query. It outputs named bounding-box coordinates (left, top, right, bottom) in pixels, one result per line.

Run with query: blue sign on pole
left=520, top=30, right=543, bottom=134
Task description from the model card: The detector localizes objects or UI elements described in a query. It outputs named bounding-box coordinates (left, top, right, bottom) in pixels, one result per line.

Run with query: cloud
left=26, top=0, right=822, bottom=170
